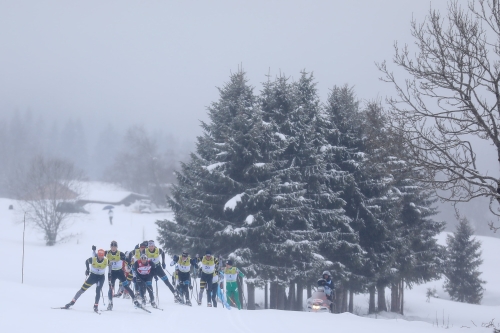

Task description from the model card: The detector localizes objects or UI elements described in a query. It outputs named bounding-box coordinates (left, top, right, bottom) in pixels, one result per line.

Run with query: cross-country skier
left=63, top=247, right=141, bottom=312
left=209, top=270, right=224, bottom=308
left=133, top=253, right=157, bottom=307
left=171, top=251, right=198, bottom=306
left=223, top=260, right=245, bottom=310
left=105, top=240, right=138, bottom=310
left=197, top=250, right=218, bottom=306
left=145, top=240, right=182, bottom=303
left=317, top=271, right=335, bottom=302
left=128, top=241, right=148, bottom=296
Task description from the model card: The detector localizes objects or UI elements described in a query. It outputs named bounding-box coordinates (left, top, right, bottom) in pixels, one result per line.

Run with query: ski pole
left=155, top=278, right=159, bottom=306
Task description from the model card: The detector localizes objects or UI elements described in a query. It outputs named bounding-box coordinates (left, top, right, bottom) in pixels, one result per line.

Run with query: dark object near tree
left=102, top=205, right=114, bottom=210
left=443, top=217, right=485, bottom=304
left=8, top=204, right=13, bottom=210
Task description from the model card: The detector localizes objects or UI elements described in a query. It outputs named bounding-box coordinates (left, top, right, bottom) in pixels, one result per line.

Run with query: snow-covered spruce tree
left=386, top=123, right=445, bottom=313
left=354, top=101, right=403, bottom=313
left=443, top=217, right=485, bottom=304
left=322, top=85, right=370, bottom=312
left=156, top=71, right=282, bottom=282
left=255, top=73, right=328, bottom=287
left=257, top=72, right=363, bottom=310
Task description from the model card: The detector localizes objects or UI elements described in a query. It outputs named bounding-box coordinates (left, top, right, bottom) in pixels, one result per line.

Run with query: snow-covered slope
left=0, top=197, right=499, bottom=333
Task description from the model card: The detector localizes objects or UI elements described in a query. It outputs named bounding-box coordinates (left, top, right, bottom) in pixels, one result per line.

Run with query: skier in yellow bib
left=170, top=251, right=198, bottom=306
left=63, top=247, right=141, bottom=312
left=197, top=250, right=218, bottom=307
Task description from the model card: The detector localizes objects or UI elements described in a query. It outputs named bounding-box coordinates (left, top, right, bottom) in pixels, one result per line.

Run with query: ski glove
left=154, top=276, right=158, bottom=281
left=189, top=285, right=193, bottom=290
left=92, top=245, right=96, bottom=251
left=162, top=262, right=166, bottom=269
left=173, top=255, right=179, bottom=262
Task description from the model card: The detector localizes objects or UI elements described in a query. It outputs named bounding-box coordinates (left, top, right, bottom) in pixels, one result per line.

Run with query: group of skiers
left=62, top=240, right=245, bottom=313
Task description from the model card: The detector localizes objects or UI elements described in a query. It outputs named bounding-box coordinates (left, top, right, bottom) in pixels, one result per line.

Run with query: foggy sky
left=0, top=0, right=449, bottom=140
left=4, top=0, right=496, bottom=234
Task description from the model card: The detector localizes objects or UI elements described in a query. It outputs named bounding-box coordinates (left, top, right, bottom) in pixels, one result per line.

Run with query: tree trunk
left=391, top=282, right=399, bottom=312
left=342, top=288, right=348, bottom=312
left=288, top=282, right=296, bottom=311
left=368, top=286, right=376, bottom=314
left=400, top=279, right=404, bottom=315
left=270, top=282, right=277, bottom=309
left=307, top=284, right=312, bottom=298
left=247, top=283, right=255, bottom=310
left=377, top=284, right=387, bottom=312
left=349, top=290, right=354, bottom=313
left=265, top=281, right=269, bottom=309
left=284, top=287, right=289, bottom=310
left=296, top=281, right=304, bottom=311
left=277, top=284, right=285, bottom=310
left=335, top=286, right=343, bottom=314
left=46, top=231, right=56, bottom=246
left=238, top=276, right=244, bottom=309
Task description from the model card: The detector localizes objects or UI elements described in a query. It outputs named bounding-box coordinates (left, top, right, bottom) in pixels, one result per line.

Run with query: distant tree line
left=0, top=113, right=190, bottom=205
left=157, top=70, right=446, bottom=313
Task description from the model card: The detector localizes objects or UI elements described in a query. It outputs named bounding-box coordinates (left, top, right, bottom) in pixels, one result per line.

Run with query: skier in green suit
left=223, top=259, right=245, bottom=309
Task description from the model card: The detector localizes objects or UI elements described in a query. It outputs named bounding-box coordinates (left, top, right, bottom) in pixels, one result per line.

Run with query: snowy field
left=1, top=194, right=499, bottom=333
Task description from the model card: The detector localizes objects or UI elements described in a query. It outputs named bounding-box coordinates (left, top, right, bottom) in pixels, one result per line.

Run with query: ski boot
left=123, top=292, right=131, bottom=299
left=174, top=291, right=182, bottom=303
left=185, top=299, right=192, bottom=306
left=197, top=299, right=202, bottom=306
left=142, top=298, right=146, bottom=307
left=114, top=292, right=123, bottom=298
left=213, top=302, right=217, bottom=308
left=134, top=300, right=142, bottom=308
left=93, top=303, right=99, bottom=313
left=151, top=301, right=157, bottom=308
left=107, top=302, right=113, bottom=311
left=207, top=302, right=212, bottom=307
left=64, top=300, right=75, bottom=309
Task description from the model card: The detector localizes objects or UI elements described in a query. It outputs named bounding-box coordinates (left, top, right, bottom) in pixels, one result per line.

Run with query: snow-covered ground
left=1, top=194, right=499, bottom=333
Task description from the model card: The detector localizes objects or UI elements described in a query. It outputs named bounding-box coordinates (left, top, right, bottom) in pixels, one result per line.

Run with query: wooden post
left=22, top=213, right=26, bottom=284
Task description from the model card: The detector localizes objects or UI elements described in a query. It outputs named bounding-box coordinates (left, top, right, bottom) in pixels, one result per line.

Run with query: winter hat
left=97, top=249, right=105, bottom=257
left=140, top=253, right=148, bottom=260
left=140, top=241, right=148, bottom=248
left=148, top=240, right=155, bottom=247
left=182, top=251, right=188, bottom=257
left=110, top=240, right=118, bottom=247
left=205, top=250, right=212, bottom=255
left=226, top=259, right=233, bottom=266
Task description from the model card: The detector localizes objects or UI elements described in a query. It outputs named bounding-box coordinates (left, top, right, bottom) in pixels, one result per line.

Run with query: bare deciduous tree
left=378, top=1, right=500, bottom=225
left=11, top=156, right=85, bottom=246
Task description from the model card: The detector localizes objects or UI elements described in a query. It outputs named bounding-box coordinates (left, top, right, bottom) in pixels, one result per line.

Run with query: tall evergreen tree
left=443, top=217, right=485, bottom=304
left=322, top=85, right=367, bottom=294
left=157, top=71, right=281, bottom=281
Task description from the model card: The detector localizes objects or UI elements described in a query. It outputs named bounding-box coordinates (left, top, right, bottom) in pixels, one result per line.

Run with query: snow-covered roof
left=77, top=181, right=148, bottom=205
